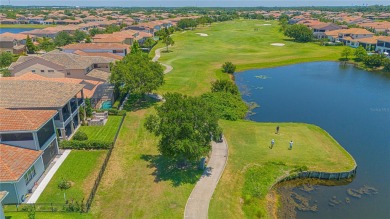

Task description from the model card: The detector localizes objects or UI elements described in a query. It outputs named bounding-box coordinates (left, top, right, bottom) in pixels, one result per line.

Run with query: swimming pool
left=100, top=100, right=112, bottom=109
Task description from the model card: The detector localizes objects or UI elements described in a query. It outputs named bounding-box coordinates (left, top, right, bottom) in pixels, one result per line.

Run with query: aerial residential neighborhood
left=0, top=2, right=389, bottom=219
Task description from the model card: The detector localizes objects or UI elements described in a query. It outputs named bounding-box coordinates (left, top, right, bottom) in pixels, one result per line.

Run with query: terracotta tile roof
left=341, top=28, right=374, bottom=35
left=73, top=50, right=123, bottom=60
left=0, top=79, right=84, bottom=109
left=86, top=69, right=110, bottom=81
left=13, top=72, right=103, bottom=98
left=0, top=108, right=57, bottom=132
left=0, top=143, right=43, bottom=182
left=0, top=32, right=36, bottom=41
left=93, top=37, right=125, bottom=43
left=378, top=36, right=390, bottom=42
left=358, top=36, right=380, bottom=44
left=9, top=51, right=115, bottom=71
left=61, top=43, right=129, bottom=50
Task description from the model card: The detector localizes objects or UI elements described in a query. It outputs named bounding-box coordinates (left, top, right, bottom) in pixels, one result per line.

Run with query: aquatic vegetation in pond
left=346, top=185, right=378, bottom=199
left=255, top=75, right=270, bottom=79
left=328, top=196, right=343, bottom=207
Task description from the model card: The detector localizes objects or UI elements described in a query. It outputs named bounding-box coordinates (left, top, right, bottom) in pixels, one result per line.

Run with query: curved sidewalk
left=184, top=137, right=228, bottom=219
left=152, top=47, right=173, bottom=74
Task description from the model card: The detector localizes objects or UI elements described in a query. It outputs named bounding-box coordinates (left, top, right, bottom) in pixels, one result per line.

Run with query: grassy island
left=209, top=120, right=356, bottom=218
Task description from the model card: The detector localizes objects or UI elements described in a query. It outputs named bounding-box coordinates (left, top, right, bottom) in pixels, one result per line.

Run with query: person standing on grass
left=289, top=140, right=293, bottom=150
left=276, top=126, right=280, bottom=134
left=271, top=139, right=275, bottom=149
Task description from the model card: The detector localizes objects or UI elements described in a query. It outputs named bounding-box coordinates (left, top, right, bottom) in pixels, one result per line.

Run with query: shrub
left=211, top=79, right=240, bottom=95
left=201, top=92, right=248, bottom=121
left=95, top=109, right=126, bottom=116
left=222, top=61, right=236, bottom=74
left=363, top=54, right=385, bottom=68
left=383, top=58, right=390, bottom=73
left=60, top=140, right=112, bottom=150
left=72, top=131, right=88, bottom=141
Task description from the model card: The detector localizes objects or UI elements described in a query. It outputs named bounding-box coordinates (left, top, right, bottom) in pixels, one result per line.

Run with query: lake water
left=235, top=62, right=390, bottom=219
left=0, top=28, right=35, bottom=34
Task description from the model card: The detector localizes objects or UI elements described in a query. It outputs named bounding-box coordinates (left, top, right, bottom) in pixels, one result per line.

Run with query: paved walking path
left=27, top=150, right=71, bottom=203
left=184, top=137, right=228, bottom=219
left=153, top=47, right=173, bottom=74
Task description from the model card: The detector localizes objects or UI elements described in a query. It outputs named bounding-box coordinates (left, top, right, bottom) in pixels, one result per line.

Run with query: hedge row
left=60, top=140, right=112, bottom=150
left=95, top=109, right=126, bottom=116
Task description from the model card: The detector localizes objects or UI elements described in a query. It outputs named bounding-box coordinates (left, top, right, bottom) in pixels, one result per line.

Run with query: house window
left=67, top=72, right=71, bottom=75
left=48, top=70, right=54, bottom=72
left=41, top=70, right=45, bottom=73
left=24, top=166, right=36, bottom=185
left=113, top=49, right=124, bottom=53
left=32, top=70, right=36, bottom=73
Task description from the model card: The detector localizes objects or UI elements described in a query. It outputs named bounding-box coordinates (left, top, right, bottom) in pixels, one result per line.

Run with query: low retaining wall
left=278, top=165, right=357, bottom=183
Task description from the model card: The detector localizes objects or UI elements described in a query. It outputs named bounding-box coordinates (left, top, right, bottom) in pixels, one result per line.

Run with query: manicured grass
left=87, top=19, right=355, bottom=219
left=90, top=109, right=202, bottom=219
left=0, top=24, right=55, bottom=29
left=37, top=150, right=107, bottom=203
left=154, top=19, right=344, bottom=96
left=209, top=120, right=356, bottom=218
left=5, top=212, right=92, bottom=219
left=77, top=116, right=123, bottom=142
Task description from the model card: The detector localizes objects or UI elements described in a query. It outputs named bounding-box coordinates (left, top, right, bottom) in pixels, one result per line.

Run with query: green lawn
left=37, top=150, right=107, bottom=203
left=154, top=19, right=344, bottom=96
left=209, top=120, right=356, bottom=218
left=5, top=212, right=92, bottom=219
left=90, top=109, right=202, bottom=219
left=78, top=116, right=123, bottom=142
left=0, top=24, right=55, bottom=29
left=84, top=19, right=355, bottom=219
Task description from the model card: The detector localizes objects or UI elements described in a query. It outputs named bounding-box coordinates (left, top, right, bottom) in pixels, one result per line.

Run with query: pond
left=235, top=62, right=390, bottom=218
left=0, top=28, right=36, bottom=34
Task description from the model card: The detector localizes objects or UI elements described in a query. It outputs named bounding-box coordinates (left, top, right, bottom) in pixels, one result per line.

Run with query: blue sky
left=5, top=0, right=390, bottom=7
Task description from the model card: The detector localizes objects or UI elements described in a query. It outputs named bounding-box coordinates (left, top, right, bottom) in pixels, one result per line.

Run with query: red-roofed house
left=61, top=43, right=129, bottom=57
left=0, top=108, right=60, bottom=204
left=0, top=143, right=44, bottom=204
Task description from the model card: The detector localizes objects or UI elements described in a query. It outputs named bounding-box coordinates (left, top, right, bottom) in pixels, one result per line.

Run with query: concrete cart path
left=184, top=137, right=228, bottom=219
left=153, top=47, right=173, bottom=74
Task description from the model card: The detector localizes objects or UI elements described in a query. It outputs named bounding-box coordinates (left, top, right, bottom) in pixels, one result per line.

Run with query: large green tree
left=142, top=37, right=156, bottom=51
left=162, top=31, right=174, bottom=52
left=383, top=58, right=390, bottom=73
left=341, top=47, right=353, bottom=60
left=222, top=61, right=236, bottom=74
left=284, top=24, right=313, bottom=42
left=73, top=30, right=87, bottom=42
left=201, top=92, right=248, bottom=121
left=110, top=53, right=164, bottom=95
left=130, top=40, right=141, bottom=54
left=145, top=93, right=221, bottom=162
left=211, top=79, right=240, bottom=95
left=0, top=52, right=13, bottom=67
left=54, top=31, right=74, bottom=47
left=363, top=54, right=386, bottom=68
left=38, top=37, right=56, bottom=52
left=26, top=35, right=36, bottom=54
left=354, top=46, right=367, bottom=61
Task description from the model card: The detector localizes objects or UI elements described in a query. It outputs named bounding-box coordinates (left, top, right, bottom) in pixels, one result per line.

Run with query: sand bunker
left=255, top=24, right=272, bottom=26
left=271, top=43, right=285, bottom=46
left=196, top=33, right=208, bottom=37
